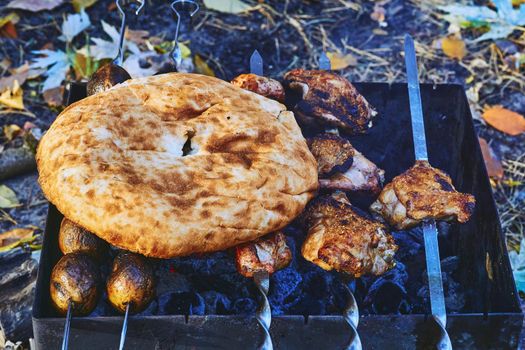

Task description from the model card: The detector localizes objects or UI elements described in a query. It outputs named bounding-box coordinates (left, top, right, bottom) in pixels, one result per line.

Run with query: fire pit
left=32, top=82, right=522, bottom=349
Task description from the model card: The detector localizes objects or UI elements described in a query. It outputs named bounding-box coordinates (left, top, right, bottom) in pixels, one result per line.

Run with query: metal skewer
left=404, top=34, right=452, bottom=350
left=249, top=50, right=273, bottom=350
left=61, top=301, right=73, bottom=350
left=118, top=303, right=131, bottom=350
left=170, top=0, right=200, bottom=68
left=319, top=52, right=362, bottom=350
left=114, top=0, right=145, bottom=66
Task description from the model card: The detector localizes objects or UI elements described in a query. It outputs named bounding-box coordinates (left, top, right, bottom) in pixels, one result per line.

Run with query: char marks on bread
left=37, top=73, right=318, bottom=258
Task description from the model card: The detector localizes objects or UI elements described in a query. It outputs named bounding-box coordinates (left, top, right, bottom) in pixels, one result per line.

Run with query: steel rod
left=61, top=301, right=72, bottom=350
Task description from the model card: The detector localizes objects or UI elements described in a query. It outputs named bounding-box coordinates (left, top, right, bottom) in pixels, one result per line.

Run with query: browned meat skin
left=231, top=73, right=286, bottom=103
left=300, top=192, right=397, bottom=278
left=283, top=69, right=376, bottom=134
left=308, top=134, right=384, bottom=194
left=235, top=231, right=292, bottom=278
left=370, top=160, right=476, bottom=230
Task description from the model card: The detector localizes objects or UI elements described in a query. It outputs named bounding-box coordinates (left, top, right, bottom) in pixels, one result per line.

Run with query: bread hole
left=182, top=130, right=195, bottom=156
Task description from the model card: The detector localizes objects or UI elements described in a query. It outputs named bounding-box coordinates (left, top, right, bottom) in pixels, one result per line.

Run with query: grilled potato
left=106, top=251, right=156, bottom=314
left=50, top=252, right=101, bottom=316
left=58, top=218, right=108, bottom=260
left=87, top=63, right=131, bottom=96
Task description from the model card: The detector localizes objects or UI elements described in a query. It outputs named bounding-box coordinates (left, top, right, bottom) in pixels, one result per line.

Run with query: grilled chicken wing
left=231, top=73, right=285, bottom=103
left=283, top=69, right=376, bottom=134
left=308, top=134, right=384, bottom=194
left=370, top=160, right=476, bottom=230
left=301, top=192, right=397, bottom=278
left=235, top=231, right=292, bottom=278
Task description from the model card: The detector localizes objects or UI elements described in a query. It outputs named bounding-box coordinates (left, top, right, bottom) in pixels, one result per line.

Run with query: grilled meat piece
left=283, top=69, right=376, bottom=134
left=370, top=160, right=476, bottom=230
left=50, top=252, right=101, bottom=316
left=106, top=251, right=156, bottom=314
left=235, top=231, right=292, bottom=278
left=231, top=73, right=285, bottom=103
left=301, top=192, right=397, bottom=278
left=308, top=134, right=384, bottom=194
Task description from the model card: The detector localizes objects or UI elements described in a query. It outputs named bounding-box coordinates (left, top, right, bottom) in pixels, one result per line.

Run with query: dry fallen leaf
left=370, top=4, right=386, bottom=24
left=0, top=63, right=29, bottom=92
left=478, top=137, right=504, bottom=180
left=3, top=124, right=23, bottom=141
left=7, top=0, right=66, bottom=12
left=203, top=0, right=252, bottom=14
left=0, top=185, right=20, bottom=208
left=441, top=35, right=467, bottom=60
left=194, top=55, right=215, bottom=77
left=483, top=105, right=525, bottom=136
left=0, top=80, right=24, bottom=110
left=43, top=86, right=64, bottom=107
left=71, top=0, right=98, bottom=12
left=326, top=52, right=357, bottom=70
left=0, top=13, right=19, bottom=38
left=125, top=29, right=150, bottom=46
left=0, top=227, right=35, bottom=248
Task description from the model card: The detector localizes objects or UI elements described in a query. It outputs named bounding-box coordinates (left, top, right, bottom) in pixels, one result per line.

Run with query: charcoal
left=269, top=267, right=302, bottom=308
left=201, top=291, right=231, bottom=314
left=231, top=298, right=257, bottom=314
left=157, top=292, right=205, bottom=316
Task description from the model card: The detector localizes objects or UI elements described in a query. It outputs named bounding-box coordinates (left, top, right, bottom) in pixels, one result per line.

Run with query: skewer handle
left=254, top=271, right=273, bottom=350
left=118, top=303, right=131, bottom=350
left=61, top=301, right=72, bottom=350
left=434, top=315, right=452, bottom=350
left=343, top=282, right=362, bottom=350
left=170, top=0, right=200, bottom=67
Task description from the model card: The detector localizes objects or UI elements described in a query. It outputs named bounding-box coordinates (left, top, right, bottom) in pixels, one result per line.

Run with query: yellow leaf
left=483, top=105, right=525, bottom=136
left=503, top=179, right=523, bottom=187
left=465, top=75, right=474, bottom=84
left=194, top=55, right=215, bottom=77
left=179, top=42, right=192, bottom=59
left=441, top=36, right=467, bottom=60
left=3, top=124, right=22, bottom=141
left=0, top=227, right=35, bottom=249
left=326, top=52, right=357, bottom=70
left=71, top=0, right=98, bottom=12
left=0, top=79, right=24, bottom=109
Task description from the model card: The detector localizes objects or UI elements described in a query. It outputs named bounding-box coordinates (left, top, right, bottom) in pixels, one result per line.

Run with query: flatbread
left=37, top=73, right=318, bottom=258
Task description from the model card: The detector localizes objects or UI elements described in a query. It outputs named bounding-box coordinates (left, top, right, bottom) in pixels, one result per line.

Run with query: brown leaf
left=326, top=52, right=357, bottom=70
left=370, top=4, right=386, bottom=23
left=0, top=63, right=29, bottom=93
left=478, top=137, right=504, bottom=180
left=483, top=105, right=525, bottom=136
left=0, top=227, right=34, bottom=247
left=441, top=36, right=467, bottom=60
left=43, top=86, right=64, bottom=107
left=7, top=0, right=66, bottom=12
left=125, top=29, right=150, bottom=46
left=0, top=21, right=18, bottom=38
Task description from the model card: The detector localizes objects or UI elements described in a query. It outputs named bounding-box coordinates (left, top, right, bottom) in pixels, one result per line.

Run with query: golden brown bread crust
left=301, top=193, right=397, bottom=278
left=283, top=69, right=376, bottom=134
left=37, top=73, right=318, bottom=258
left=231, top=73, right=285, bottom=103
left=370, top=160, right=476, bottom=229
left=235, top=231, right=292, bottom=278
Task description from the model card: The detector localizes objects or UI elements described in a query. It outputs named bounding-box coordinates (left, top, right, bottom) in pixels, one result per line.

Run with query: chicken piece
left=308, top=134, right=384, bottom=194
left=301, top=192, right=397, bottom=278
left=235, top=231, right=292, bottom=278
left=231, top=73, right=285, bottom=103
left=370, top=160, right=476, bottom=230
left=283, top=69, right=376, bottom=134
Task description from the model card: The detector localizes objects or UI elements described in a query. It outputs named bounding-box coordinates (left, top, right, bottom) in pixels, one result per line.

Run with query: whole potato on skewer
left=50, top=252, right=101, bottom=316
left=58, top=218, right=108, bottom=261
left=106, top=251, right=156, bottom=314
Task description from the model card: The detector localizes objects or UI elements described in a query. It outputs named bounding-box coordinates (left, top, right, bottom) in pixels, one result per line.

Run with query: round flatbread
left=37, top=73, right=318, bottom=258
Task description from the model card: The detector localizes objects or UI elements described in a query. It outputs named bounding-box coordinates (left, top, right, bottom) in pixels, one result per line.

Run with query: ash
left=92, top=221, right=465, bottom=317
